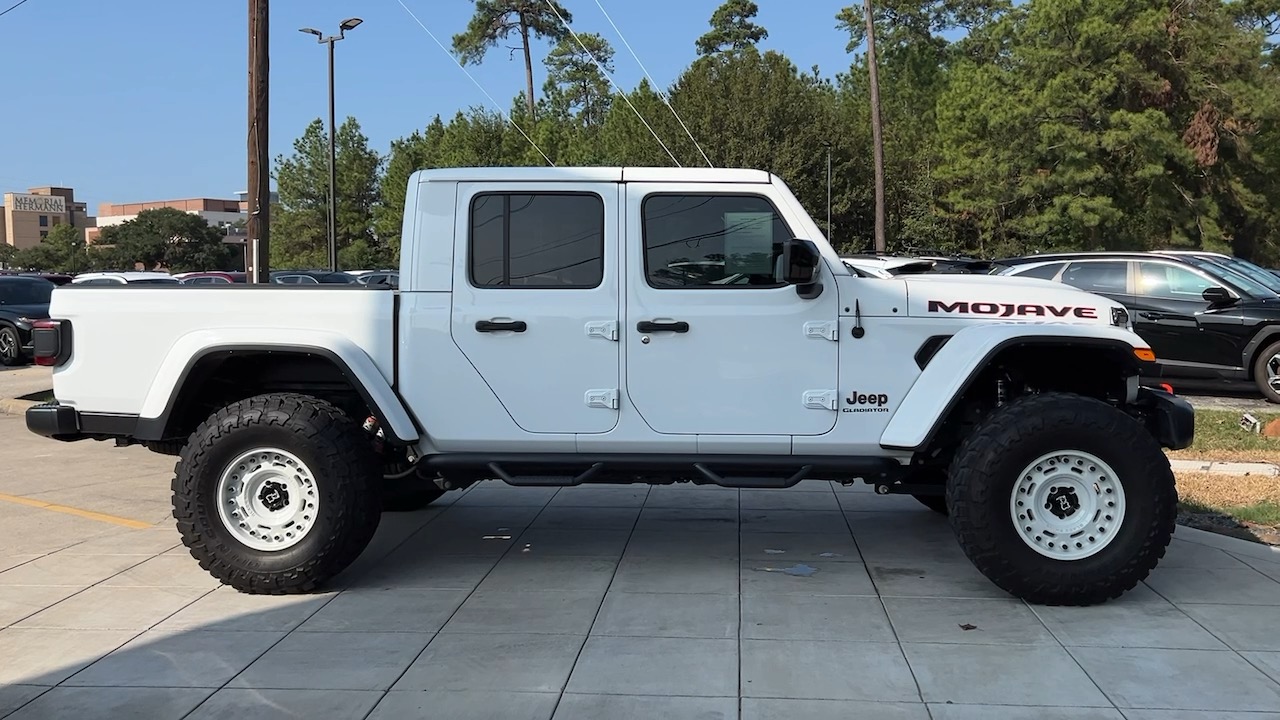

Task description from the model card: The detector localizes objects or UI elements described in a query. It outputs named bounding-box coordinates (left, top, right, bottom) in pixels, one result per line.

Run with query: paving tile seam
left=368, top=485, right=563, bottom=716
left=546, top=484, right=652, bottom=720
left=1138, top=578, right=1280, bottom=679
left=0, top=551, right=164, bottom=631
left=832, top=490, right=927, bottom=708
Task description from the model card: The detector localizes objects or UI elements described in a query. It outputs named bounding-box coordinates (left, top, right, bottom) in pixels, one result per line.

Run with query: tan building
left=87, top=197, right=246, bottom=244
left=1, top=187, right=96, bottom=250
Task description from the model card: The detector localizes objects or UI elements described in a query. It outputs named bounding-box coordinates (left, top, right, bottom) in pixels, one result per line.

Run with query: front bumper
left=1131, top=387, right=1195, bottom=450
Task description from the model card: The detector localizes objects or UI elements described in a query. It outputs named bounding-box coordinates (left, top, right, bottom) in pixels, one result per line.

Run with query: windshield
left=0, top=279, right=54, bottom=305
left=1179, top=257, right=1275, bottom=298
left=1211, top=256, right=1280, bottom=295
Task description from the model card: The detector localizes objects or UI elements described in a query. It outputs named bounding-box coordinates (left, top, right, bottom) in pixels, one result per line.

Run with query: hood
left=901, top=274, right=1121, bottom=324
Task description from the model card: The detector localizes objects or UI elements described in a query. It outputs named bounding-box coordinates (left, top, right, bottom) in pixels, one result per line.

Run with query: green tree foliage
left=271, top=117, right=387, bottom=269
left=696, top=0, right=769, bottom=56
left=452, top=0, right=574, bottom=120
left=92, top=208, right=237, bottom=272
left=9, top=224, right=89, bottom=273
left=544, top=33, right=615, bottom=128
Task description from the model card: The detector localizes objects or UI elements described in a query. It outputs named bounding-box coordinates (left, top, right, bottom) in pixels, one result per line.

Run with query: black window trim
left=467, top=190, right=606, bottom=290
left=639, top=191, right=795, bottom=291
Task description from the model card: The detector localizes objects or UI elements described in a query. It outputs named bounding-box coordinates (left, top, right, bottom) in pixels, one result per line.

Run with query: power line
left=395, top=0, right=555, bottom=167
left=590, top=0, right=713, bottom=167
left=542, top=0, right=681, bottom=167
left=0, top=0, right=34, bottom=19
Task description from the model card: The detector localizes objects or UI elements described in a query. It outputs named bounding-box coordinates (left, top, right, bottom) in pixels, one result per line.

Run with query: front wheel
left=172, top=393, right=382, bottom=594
left=1254, top=340, right=1280, bottom=404
left=947, top=392, right=1177, bottom=606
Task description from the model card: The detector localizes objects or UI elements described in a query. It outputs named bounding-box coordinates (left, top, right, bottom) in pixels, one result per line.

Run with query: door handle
left=476, top=319, right=527, bottom=333
left=637, top=320, right=689, bottom=333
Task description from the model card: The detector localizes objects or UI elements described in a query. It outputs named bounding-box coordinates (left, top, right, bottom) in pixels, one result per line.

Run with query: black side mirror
left=778, top=239, right=821, bottom=285
left=1202, top=286, right=1235, bottom=306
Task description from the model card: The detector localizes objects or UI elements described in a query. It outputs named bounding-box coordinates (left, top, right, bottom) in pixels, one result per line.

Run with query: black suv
left=996, top=252, right=1280, bottom=403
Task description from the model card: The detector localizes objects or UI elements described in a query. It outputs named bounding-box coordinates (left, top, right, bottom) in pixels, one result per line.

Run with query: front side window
left=1137, top=262, right=1216, bottom=300
left=1060, top=261, right=1127, bottom=293
left=642, top=194, right=793, bottom=288
left=470, top=192, right=604, bottom=288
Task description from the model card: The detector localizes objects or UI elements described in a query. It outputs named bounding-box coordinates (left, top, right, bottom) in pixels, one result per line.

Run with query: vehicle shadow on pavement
left=4, top=482, right=1280, bottom=719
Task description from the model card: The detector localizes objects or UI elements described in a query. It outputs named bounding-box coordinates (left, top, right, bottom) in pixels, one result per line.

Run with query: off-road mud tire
left=172, top=393, right=382, bottom=594
left=946, top=392, right=1177, bottom=606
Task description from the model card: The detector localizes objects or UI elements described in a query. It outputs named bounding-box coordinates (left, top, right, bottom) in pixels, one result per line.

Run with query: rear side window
left=469, top=192, right=604, bottom=288
left=1014, top=262, right=1065, bottom=280
left=1060, top=261, right=1127, bottom=293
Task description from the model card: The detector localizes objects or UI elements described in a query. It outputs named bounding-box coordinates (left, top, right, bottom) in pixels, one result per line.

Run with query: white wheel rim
left=1010, top=450, right=1126, bottom=561
left=216, top=448, right=319, bottom=552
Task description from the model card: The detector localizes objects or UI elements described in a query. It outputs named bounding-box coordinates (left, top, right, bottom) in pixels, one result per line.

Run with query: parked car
left=355, top=270, right=399, bottom=288
left=27, top=165, right=1192, bottom=606
left=997, top=252, right=1280, bottom=402
left=269, top=270, right=359, bottom=284
left=177, top=272, right=248, bottom=285
left=71, top=272, right=181, bottom=286
left=0, top=276, right=54, bottom=366
left=20, top=272, right=73, bottom=286
left=840, top=255, right=936, bottom=276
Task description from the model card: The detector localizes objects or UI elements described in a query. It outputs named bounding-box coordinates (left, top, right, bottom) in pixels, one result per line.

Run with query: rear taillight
left=32, top=319, right=71, bottom=367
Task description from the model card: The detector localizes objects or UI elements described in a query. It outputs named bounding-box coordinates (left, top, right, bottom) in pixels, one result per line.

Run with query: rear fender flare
left=879, top=323, right=1148, bottom=451
left=137, top=329, right=419, bottom=444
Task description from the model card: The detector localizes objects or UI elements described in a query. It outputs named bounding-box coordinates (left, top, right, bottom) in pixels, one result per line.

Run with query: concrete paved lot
left=2, top=414, right=1280, bottom=719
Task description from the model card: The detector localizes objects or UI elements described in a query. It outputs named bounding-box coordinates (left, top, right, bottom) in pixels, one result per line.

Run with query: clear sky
left=0, top=0, right=859, bottom=212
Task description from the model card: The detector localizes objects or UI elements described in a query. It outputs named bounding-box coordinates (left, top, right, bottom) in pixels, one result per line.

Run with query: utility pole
left=863, top=0, right=886, bottom=253
left=247, top=0, right=271, bottom=283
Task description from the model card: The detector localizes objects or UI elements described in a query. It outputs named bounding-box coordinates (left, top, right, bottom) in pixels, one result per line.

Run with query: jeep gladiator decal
left=927, top=300, right=1098, bottom=319
left=843, top=391, right=891, bottom=413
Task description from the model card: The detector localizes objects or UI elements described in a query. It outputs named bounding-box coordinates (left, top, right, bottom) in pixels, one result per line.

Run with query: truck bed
left=47, top=285, right=396, bottom=417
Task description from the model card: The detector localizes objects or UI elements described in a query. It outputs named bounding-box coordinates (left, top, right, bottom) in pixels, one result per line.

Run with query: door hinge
left=585, top=320, right=619, bottom=341
left=802, top=390, right=838, bottom=411
left=804, top=321, right=838, bottom=341
left=585, top=388, right=620, bottom=409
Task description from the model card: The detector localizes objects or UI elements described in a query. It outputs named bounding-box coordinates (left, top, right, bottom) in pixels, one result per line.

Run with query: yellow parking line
left=0, top=492, right=153, bottom=529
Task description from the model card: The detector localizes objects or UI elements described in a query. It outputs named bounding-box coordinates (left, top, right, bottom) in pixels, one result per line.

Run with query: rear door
left=450, top=182, right=621, bottom=434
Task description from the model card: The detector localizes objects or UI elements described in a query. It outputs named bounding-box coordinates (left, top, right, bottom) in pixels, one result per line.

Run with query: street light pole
left=300, top=17, right=362, bottom=273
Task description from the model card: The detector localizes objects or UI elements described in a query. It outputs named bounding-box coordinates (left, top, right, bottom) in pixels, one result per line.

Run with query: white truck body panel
left=45, top=166, right=1147, bottom=463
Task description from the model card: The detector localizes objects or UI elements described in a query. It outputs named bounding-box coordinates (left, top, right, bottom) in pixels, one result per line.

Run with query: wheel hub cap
left=1267, top=353, right=1280, bottom=391
left=1010, top=450, right=1127, bottom=561
left=216, top=448, right=318, bottom=552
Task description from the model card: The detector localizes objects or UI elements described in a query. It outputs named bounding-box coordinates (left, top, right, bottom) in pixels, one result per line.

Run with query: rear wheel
left=1254, top=340, right=1280, bottom=404
left=172, top=393, right=382, bottom=594
left=947, top=392, right=1176, bottom=606
left=0, top=325, right=22, bottom=366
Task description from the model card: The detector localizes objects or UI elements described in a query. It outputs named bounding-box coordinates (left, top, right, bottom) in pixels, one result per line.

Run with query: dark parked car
left=0, top=276, right=54, bottom=366
left=997, top=252, right=1280, bottom=402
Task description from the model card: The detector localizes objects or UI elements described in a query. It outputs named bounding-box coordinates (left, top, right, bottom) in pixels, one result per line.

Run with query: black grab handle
left=476, top=320, right=527, bottom=333
left=636, top=320, right=689, bottom=333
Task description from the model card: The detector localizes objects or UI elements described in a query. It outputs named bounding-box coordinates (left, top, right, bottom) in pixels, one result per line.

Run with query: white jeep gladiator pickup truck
left=25, top=166, right=1193, bottom=605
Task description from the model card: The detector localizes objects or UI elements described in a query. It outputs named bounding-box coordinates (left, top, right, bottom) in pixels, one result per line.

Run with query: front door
left=450, top=182, right=621, bottom=434
left=623, top=184, right=840, bottom=436
left=1132, top=261, right=1246, bottom=369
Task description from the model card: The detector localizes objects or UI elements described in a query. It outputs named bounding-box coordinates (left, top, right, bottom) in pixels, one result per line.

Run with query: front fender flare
left=879, top=323, right=1149, bottom=451
left=137, top=329, right=419, bottom=444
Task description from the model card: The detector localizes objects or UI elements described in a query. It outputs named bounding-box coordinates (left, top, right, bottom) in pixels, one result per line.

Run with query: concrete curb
left=1169, top=458, right=1280, bottom=477
left=0, top=398, right=36, bottom=416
